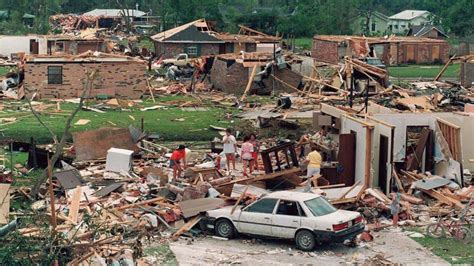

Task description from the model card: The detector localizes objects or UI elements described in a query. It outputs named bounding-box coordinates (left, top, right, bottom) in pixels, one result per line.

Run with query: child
left=391, top=186, right=401, bottom=227
left=170, top=145, right=186, bottom=181
left=222, top=128, right=237, bottom=172
left=249, top=133, right=259, bottom=172
left=241, top=136, right=254, bottom=176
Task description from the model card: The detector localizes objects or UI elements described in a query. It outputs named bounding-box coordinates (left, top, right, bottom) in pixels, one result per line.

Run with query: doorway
left=378, top=135, right=389, bottom=193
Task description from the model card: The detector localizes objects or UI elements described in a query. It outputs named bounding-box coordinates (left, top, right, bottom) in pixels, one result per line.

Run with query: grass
left=407, top=227, right=474, bottom=264
left=0, top=66, right=14, bottom=76
left=294, top=38, right=312, bottom=50
left=388, top=64, right=460, bottom=79
left=0, top=95, right=236, bottom=144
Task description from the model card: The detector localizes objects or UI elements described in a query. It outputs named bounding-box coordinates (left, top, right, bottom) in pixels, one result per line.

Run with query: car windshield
left=304, top=197, right=337, bottom=216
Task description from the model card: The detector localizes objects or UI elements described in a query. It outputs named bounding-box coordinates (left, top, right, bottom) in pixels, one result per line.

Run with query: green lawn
left=0, top=95, right=235, bottom=144
left=388, top=64, right=460, bottom=79
left=408, top=227, right=474, bottom=264
left=0, top=66, right=14, bottom=76
left=295, top=38, right=313, bottom=50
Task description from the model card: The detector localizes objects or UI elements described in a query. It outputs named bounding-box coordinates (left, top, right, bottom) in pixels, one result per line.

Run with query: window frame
left=243, top=198, right=277, bottom=214
left=276, top=199, right=301, bottom=217
left=186, top=46, right=198, bottom=56
left=47, top=66, right=63, bottom=85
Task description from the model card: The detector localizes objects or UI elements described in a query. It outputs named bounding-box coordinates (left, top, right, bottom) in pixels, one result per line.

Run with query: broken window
left=186, top=46, right=198, bottom=56
left=48, top=66, right=63, bottom=84
left=245, top=198, right=277, bottom=214
left=55, top=42, right=65, bottom=52
left=276, top=200, right=300, bottom=216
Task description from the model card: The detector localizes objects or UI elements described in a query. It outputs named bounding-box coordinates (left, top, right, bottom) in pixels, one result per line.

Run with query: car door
left=271, top=200, right=302, bottom=238
left=237, top=198, right=277, bottom=236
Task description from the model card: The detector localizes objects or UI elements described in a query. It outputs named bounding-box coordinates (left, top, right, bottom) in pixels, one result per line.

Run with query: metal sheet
left=54, top=169, right=84, bottom=189
left=414, top=176, right=450, bottom=190
left=93, top=182, right=124, bottom=197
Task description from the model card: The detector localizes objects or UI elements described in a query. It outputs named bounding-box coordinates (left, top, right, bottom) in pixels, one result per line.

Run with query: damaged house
left=23, top=51, right=147, bottom=99
left=151, top=19, right=281, bottom=59
left=312, top=35, right=450, bottom=65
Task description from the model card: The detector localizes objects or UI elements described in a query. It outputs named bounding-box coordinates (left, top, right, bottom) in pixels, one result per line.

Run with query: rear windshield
left=304, top=197, right=337, bottom=216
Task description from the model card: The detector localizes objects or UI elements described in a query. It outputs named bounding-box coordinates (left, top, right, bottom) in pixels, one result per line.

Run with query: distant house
left=388, top=10, right=432, bottom=34
left=82, top=9, right=146, bottom=28
left=23, top=52, right=147, bottom=99
left=0, top=34, right=109, bottom=58
left=151, top=19, right=280, bottom=58
left=407, top=25, right=448, bottom=39
left=351, top=11, right=389, bottom=35
left=22, top=13, right=35, bottom=27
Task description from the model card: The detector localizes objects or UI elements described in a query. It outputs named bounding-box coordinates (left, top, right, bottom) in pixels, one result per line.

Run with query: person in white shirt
left=222, top=128, right=237, bottom=171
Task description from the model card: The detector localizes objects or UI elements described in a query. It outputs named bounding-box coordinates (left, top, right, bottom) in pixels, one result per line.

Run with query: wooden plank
left=231, top=186, right=248, bottom=215
left=434, top=55, right=455, bottom=81
left=240, top=65, right=258, bottom=101
left=364, top=127, right=373, bottom=188
left=421, top=189, right=464, bottom=210
left=68, top=186, right=82, bottom=224
left=113, top=197, right=165, bottom=211
left=338, top=180, right=361, bottom=200
left=172, top=215, right=203, bottom=240
left=0, top=184, right=10, bottom=225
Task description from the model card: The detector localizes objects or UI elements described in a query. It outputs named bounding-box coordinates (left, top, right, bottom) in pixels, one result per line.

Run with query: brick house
left=152, top=19, right=281, bottom=58
left=46, top=35, right=109, bottom=55
left=23, top=51, right=147, bottom=99
left=312, top=35, right=450, bottom=65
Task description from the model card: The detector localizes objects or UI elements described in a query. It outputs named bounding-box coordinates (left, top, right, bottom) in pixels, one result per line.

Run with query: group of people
left=222, top=129, right=259, bottom=176
left=168, top=129, right=260, bottom=181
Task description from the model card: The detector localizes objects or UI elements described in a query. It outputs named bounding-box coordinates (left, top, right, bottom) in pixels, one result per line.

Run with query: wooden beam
left=434, top=55, right=456, bottom=81
left=240, top=65, right=258, bottom=101
left=338, top=180, right=361, bottom=200
left=231, top=186, right=248, bottom=215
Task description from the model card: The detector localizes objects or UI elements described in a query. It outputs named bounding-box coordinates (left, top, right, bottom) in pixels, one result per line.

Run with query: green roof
left=0, top=10, right=8, bottom=18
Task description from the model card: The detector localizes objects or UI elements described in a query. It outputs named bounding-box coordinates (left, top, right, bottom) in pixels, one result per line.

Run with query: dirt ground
left=168, top=228, right=448, bottom=265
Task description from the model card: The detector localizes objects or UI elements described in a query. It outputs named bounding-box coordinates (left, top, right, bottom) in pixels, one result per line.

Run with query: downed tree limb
left=434, top=55, right=456, bottom=81
left=240, top=65, right=258, bottom=102
left=30, top=70, right=98, bottom=198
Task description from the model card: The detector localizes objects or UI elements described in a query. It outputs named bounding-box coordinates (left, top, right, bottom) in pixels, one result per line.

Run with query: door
left=29, top=39, right=39, bottom=54
left=406, top=44, right=415, bottom=62
left=271, top=200, right=302, bottom=238
left=237, top=198, right=277, bottom=236
left=432, top=45, right=440, bottom=62
left=338, top=133, right=356, bottom=186
left=378, top=135, right=388, bottom=193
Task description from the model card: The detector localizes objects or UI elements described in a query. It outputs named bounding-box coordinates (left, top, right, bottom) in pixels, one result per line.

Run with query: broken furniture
left=260, top=142, right=299, bottom=174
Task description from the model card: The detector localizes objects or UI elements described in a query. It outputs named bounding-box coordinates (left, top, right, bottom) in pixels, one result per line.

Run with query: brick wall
left=24, top=61, right=147, bottom=99
left=210, top=57, right=302, bottom=94
left=312, top=39, right=339, bottom=64
left=154, top=42, right=220, bottom=58
left=397, top=42, right=450, bottom=64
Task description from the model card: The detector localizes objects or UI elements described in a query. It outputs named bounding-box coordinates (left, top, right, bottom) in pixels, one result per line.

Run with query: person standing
left=170, top=145, right=186, bottom=181
left=304, top=146, right=322, bottom=191
left=249, top=133, right=259, bottom=172
left=241, top=136, right=254, bottom=176
left=391, top=187, right=401, bottom=227
left=222, top=128, right=237, bottom=172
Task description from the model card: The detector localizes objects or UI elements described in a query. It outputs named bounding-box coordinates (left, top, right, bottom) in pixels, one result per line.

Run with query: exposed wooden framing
left=364, top=115, right=396, bottom=128
left=436, top=117, right=462, bottom=162
left=271, top=74, right=309, bottom=96
left=302, top=76, right=344, bottom=92
left=47, top=159, right=57, bottom=231
left=240, top=65, right=258, bottom=101
left=342, top=114, right=374, bottom=128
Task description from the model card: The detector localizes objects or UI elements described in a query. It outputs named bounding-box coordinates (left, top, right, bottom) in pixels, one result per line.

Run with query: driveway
left=169, top=229, right=447, bottom=265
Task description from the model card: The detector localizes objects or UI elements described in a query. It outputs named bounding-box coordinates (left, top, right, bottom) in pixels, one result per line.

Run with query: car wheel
left=215, top=219, right=235, bottom=239
left=295, top=230, right=316, bottom=251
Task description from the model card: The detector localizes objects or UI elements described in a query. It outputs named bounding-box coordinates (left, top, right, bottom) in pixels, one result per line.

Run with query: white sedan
left=205, top=191, right=364, bottom=251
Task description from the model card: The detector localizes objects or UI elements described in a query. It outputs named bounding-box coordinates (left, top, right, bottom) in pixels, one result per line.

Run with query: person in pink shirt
left=241, top=136, right=254, bottom=177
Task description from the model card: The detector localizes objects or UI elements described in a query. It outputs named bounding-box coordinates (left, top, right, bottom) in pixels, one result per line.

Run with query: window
left=55, top=42, right=64, bottom=52
left=394, top=25, right=399, bottom=29
left=276, top=200, right=300, bottom=216
left=304, top=197, right=337, bottom=217
left=47, top=66, right=63, bottom=84
left=245, top=198, right=277, bottom=214
left=186, top=46, right=198, bottom=56
left=371, top=22, right=376, bottom=32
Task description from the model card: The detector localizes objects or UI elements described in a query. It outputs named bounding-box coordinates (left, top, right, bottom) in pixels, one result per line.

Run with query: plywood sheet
left=0, top=184, right=11, bottom=224
left=72, top=128, right=137, bottom=161
left=178, top=198, right=225, bottom=218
